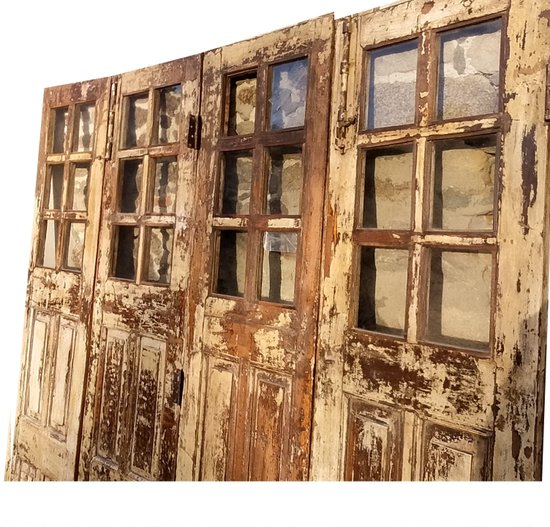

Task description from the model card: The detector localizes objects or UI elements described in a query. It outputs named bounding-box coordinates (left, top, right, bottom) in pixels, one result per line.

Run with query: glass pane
left=155, top=85, right=181, bottom=144
left=51, top=107, right=68, bottom=153
left=149, top=157, right=178, bottom=214
left=112, top=226, right=139, bottom=280
left=269, top=58, right=308, bottom=130
left=357, top=248, right=409, bottom=335
left=144, top=227, right=174, bottom=284
left=219, top=151, right=253, bottom=215
left=437, top=19, right=501, bottom=120
left=64, top=222, right=86, bottom=270
left=215, top=230, right=247, bottom=297
left=118, top=158, right=143, bottom=213
left=260, top=232, right=298, bottom=305
left=266, top=146, right=302, bottom=215
left=68, top=163, right=89, bottom=211
left=362, top=145, right=414, bottom=229
left=228, top=74, right=257, bottom=135
left=122, top=93, right=149, bottom=148
left=38, top=220, right=59, bottom=268
left=366, top=40, right=417, bottom=130
left=46, top=165, right=64, bottom=210
left=427, top=250, right=492, bottom=350
left=430, top=135, right=496, bottom=231
left=72, top=102, right=95, bottom=152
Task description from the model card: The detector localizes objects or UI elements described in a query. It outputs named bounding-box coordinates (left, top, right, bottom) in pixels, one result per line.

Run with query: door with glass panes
left=177, top=15, right=333, bottom=481
left=78, top=57, right=201, bottom=481
left=311, top=0, right=548, bottom=481
left=10, top=78, right=110, bottom=480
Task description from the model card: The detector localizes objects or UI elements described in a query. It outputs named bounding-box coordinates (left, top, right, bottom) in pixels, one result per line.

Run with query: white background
left=0, top=1, right=547, bottom=526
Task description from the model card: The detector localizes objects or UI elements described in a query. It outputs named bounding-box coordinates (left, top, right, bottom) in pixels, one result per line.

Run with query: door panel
left=10, top=78, right=110, bottom=480
left=177, top=15, right=334, bottom=480
left=78, top=56, right=201, bottom=481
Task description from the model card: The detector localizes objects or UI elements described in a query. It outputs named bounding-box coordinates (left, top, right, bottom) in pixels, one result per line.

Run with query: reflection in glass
left=228, top=74, right=257, bottom=135
left=65, top=222, right=86, bottom=270
left=112, top=226, right=139, bottom=280
left=150, top=157, right=178, bottom=214
left=266, top=146, right=303, bottom=215
left=215, top=230, right=247, bottom=297
left=144, top=227, right=173, bottom=284
left=118, top=159, right=143, bottom=213
left=426, top=250, right=492, bottom=350
left=357, top=248, right=409, bottom=335
left=270, top=58, right=308, bottom=130
left=219, top=151, right=253, bottom=215
left=38, top=220, right=59, bottom=269
left=366, top=40, right=418, bottom=130
left=46, top=165, right=64, bottom=210
left=155, top=85, right=181, bottom=144
left=260, top=232, right=298, bottom=305
left=430, top=135, right=496, bottom=231
left=437, top=19, right=501, bottom=120
left=68, top=163, right=89, bottom=211
left=51, top=107, right=68, bottom=153
left=73, top=103, right=95, bottom=152
left=122, top=93, right=148, bottom=148
left=362, top=145, right=414, bottom=229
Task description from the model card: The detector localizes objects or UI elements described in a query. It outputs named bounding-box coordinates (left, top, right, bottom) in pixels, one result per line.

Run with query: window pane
left=118, top=158, right=143, bottom=213
left=214, top=230, right=247, bottom=297
left=219, top=151, right=253, bottom=215
left=426, top=250, right=492, bottom=350
left=269, top=58, right=308, bottom=130
left=358, top=248, right=409, bottom=335
left=362, top=145, right=414, bottom=229
left=266, top=146, right=302, bottom=215
left=46, top=165, right=64, bottom=210
left=155, top=85, right=181, bottom=144
left=122, top=93, right=148, bottom=148
left=228, top=74, right=257, bottom=135
left=72, top=102, right=95, bottom=152
left=38, top=220, right=59, bottom=268
left=64, top=222, right=86, bottom=270
left=260, top=232, right=298, bottom=305
left=144, top=227, right=173, bottom=284
left=366, top=40, right=417, bottom=130
left=430, top=135, right=496, bottom=231
left=149, top=157, right=178, bottom=214
left=112, top=226, right=139, bottom=280
left=437, top=19, right=501, bottom=120
left=51, top=107, right=68, bottom=153
left=68, top=163, right=89, bottom=212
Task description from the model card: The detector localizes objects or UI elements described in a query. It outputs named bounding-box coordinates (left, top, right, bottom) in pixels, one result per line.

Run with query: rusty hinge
left=187, top=114, right=202, bottom=150
left=105, top=80, right=118, bottom=160
left=545, top=64, right=550, bottom=122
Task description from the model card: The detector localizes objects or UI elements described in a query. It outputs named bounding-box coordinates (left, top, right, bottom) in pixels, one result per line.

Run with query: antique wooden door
left=10, top=78, right=110, bottom=480
left=77, top=57, right=201, bottom=481
left=177, top=15, right=334, bottom=480
left=311, top=0, right=549, bottom=481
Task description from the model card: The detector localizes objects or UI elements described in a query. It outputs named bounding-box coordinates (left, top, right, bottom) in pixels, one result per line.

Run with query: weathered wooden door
left=177, top=15, right=334, bottom=480
left=311, top=0, right=548, bottom=481
left=10, top=78, right=110, bottom=480
left=78, top=57, right=201, bottom=481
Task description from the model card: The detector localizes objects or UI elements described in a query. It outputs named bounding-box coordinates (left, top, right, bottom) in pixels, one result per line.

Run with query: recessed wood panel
left=200, top=356, right=239, bottom=481
left=48, top=318, right=76, bottom=436
left=343, top=398, right=404, bottom=481
left=25, top=313, right=49, bottom=419
left=421, top=422, right=490, bottom=481
left=130, top=337, right=166, bottom=478
left=248, top=369, right=291, bottom=481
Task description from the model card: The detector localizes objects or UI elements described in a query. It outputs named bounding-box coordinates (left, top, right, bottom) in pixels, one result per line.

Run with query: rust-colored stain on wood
left=7, top=0, right=548, bottom=482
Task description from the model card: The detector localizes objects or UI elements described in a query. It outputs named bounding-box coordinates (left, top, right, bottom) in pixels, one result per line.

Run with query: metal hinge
left=187, top=114, right=202, bottom=150
left=105, top=80, right=118, bottom=160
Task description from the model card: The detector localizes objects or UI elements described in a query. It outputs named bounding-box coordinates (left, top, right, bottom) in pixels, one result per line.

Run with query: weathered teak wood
left=77, top=57, right=202, bottom=481
left=10, top=78, right=111, bottom=480
left=177, top=14, right=334, bottom=481
left=310, top=0, right=549, bottom=481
